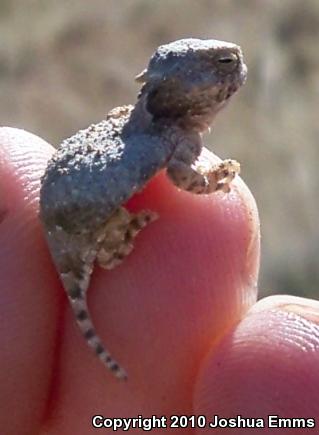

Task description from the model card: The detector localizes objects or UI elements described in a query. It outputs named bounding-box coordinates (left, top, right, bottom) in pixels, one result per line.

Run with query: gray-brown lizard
left=39, top=38, right=247, bottom=380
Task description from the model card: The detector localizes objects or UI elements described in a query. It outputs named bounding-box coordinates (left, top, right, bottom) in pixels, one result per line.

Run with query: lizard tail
left=68, top=286, right=128, bottom=380
left=44, top=226, right=127, bottom=380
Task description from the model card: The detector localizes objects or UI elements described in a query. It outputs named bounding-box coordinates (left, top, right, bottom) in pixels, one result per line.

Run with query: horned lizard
left=39, top=38, right=247, bottom=380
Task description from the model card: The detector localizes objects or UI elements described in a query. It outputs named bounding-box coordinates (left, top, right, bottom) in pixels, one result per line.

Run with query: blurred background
left=1, top=0, right=318, bottom=298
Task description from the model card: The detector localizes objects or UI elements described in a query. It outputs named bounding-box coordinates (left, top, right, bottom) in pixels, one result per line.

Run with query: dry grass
left=1, top=0, right=319, bottom=297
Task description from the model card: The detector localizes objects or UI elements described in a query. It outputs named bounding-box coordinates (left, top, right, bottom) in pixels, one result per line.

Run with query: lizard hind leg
left=97, top=206, right=158, bottom=270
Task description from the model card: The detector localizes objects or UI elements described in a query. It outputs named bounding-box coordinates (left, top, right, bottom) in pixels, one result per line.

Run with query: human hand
left=0, top=128, right=318, bottom=435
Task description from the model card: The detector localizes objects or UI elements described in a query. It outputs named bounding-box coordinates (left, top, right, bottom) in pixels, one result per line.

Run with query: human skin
left=0, top=127, right=318, bottom=435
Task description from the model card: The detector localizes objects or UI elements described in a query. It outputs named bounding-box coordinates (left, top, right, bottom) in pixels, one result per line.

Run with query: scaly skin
left=39, top=38, right=247, bottom=380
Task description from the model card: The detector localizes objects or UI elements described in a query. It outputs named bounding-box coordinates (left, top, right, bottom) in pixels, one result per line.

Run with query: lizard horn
left=135, top=68, right=149, bottom=83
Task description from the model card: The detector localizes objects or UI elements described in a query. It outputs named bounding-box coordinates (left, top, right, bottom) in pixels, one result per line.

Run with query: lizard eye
left=215, top=51, right=238, bottom=73
left=218, top=57, right=234, bottom=64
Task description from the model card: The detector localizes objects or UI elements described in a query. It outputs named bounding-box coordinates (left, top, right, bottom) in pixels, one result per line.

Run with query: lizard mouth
left=215, top=82, right=240, bottom=103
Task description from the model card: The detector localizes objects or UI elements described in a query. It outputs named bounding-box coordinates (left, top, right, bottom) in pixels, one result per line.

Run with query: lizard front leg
left=167, top=146, right=240, bottom=194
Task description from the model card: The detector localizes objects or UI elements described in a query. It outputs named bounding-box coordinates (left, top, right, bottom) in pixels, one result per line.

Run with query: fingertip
left=0, top=127, right=53, bottom=203
left=0, top=127, right=60, bottom=434
left=193, top=295, right=319, bottom=433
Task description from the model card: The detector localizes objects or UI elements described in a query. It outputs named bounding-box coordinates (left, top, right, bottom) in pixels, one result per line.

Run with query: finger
left=194, top=295, right=319, bottom=434
left=0, top=128, right=60, bottom=435
left=46, top=153, right=260, bottom=433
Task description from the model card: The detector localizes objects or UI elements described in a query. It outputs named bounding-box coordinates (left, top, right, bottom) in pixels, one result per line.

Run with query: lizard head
left=135, top=38, right=247, bottom=132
